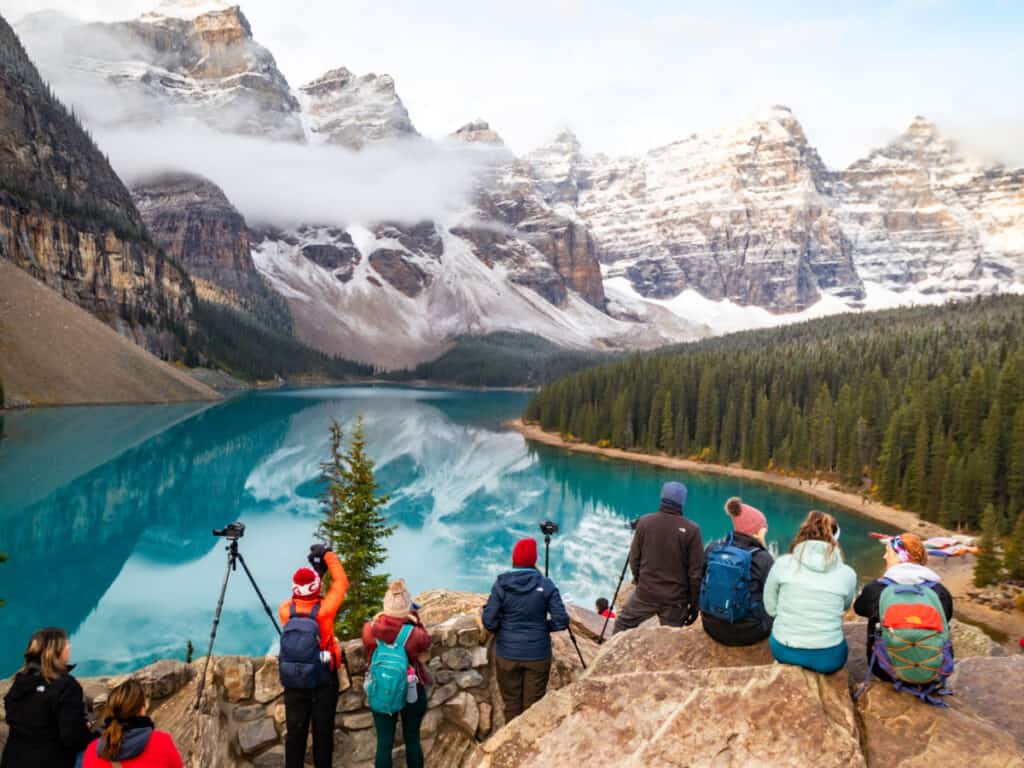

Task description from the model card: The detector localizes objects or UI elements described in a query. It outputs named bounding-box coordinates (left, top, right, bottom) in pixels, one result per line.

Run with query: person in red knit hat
left=277, top=545, right=349, bottom=768
left=482, top=537, right=570, bottom=720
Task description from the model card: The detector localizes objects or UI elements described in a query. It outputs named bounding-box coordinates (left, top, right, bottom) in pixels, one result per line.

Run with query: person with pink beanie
left=699, top=498, right=775, bottom=646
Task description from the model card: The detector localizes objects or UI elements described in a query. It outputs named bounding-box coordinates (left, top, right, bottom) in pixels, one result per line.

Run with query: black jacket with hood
left=699, top=531, right=775, bottom=646
left=629, top=502, right=705, bottom=607
left=1, top=663, right=94, bottom=768
left=482, top=568, right=570, bottom=661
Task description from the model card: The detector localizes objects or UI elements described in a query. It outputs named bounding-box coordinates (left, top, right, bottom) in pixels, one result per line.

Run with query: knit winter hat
left=292, top=567, right=321, bottom=598
left=661, top=482, right=688, bottom=510
left=512, top=537, right=538, bottom=568
left=382, top=579, right=413, bottom=618
left=731, top=503, right=768, bottom=537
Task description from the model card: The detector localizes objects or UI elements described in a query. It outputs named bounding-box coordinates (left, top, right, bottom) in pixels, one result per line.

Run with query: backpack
left=365, top=624, right=414, bottom=715
left=699, top=533, right=755, bottom=623
left=279, top=603, right=328, bottom=689
left=856, top=578, right=954, bottom=707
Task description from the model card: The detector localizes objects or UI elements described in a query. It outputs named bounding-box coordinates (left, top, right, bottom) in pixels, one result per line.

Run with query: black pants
left=612, top=592, right=686, bottom=634
left=284, top=672, right=340, bottom=768
left=371, top=685, right=428, bottom=768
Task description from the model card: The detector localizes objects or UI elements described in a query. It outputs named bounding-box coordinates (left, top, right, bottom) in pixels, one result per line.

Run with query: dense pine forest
left=525, top=296, right=1024, bottom=532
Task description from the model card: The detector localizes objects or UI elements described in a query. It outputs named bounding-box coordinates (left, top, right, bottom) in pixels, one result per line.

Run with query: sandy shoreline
left=510, top=419, right=1024, bottom=648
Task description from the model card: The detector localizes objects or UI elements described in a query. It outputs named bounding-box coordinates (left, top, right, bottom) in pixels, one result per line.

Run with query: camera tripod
left=540, top=530, right=587, bottom=670
left=194, top=535, right=281, bottom=710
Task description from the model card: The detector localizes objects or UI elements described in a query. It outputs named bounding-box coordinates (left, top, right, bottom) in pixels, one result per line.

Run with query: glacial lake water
left=0, top=387, right=894, bottom=675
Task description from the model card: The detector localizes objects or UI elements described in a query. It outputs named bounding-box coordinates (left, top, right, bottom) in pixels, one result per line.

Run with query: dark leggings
left=372, top=686, right=428, bottom=768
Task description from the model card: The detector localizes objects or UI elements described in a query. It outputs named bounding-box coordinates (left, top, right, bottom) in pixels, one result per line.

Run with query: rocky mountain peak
left=141, top=0, right=236, bottom=22
left=453, top=119, right=504, bottom=145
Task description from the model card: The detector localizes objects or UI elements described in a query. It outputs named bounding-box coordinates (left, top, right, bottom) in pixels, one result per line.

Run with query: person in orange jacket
left=278, top=544, right=349, bottom=768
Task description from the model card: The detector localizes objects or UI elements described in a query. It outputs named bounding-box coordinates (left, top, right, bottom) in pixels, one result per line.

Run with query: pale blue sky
left=3, top=0, right=1022, bottom=165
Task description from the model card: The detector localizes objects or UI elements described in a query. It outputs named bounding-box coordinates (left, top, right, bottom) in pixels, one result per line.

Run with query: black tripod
left=194, top=534, right=281, bottom=710
left=541, top=532, right=587, bottom=670
left=598, top=519, right=637, bottom=644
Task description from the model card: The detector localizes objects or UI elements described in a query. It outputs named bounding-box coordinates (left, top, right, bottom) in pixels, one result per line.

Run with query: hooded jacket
left=764, top=540, right=857, bottom=650
left=82, top=717, right=183, bottom=768
left=481, top=568, right=570, bottom=662
left=853, top=562, right=954, bottom=669
left=1, top=663, right=93, bottom=768
left=700, top=532, right=775, bottom=646
left=629, top=503, right=705, bottom=607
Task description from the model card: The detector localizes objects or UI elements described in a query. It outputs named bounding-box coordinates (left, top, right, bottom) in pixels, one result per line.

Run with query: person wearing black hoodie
left=482, top=537, right=570, bottom=720
left=1, top=627, right=94, bottom=768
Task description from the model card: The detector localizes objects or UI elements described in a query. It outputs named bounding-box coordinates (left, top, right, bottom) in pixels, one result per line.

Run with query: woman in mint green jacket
left=763, top=511, right=857, bottom=674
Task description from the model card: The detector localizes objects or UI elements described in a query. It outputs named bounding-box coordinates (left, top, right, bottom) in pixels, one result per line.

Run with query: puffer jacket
left=1, top=663, right=94, bottom=768
left=764, top=540, right=857, bottom=649
left=481, top=568, right=570, bottom=662
left=700, top=532, right=775, bottom=646
left=82, top=716, right=182, bottom=767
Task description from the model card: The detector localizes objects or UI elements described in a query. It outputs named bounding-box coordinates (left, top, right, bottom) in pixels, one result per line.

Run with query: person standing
left=700, top=498, right=775, bottom=646
left=1, top=627, right=94, bottom=768
left=82, top=679, right=182, bottom=767
left=363, top=580, right=432, bottom=768
left=482, top=537, right=570, bottom=720
left=763, top=511, right=856, bottom=674
left=613, top=482, right=704, bottom=634
left=277, top=544, right=349, bottom=768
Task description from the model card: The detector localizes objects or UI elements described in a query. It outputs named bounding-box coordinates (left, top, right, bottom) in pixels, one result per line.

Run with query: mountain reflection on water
left=0, top=387, right=890, bottom=675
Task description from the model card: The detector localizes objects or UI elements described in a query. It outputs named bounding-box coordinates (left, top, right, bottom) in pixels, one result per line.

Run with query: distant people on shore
left=277, top=544, right=349, bottom=768
left=700, top=498, right=774, bottom=646
left=1, top=627, right=94, bottom=768
left=83, top=679, right=182, bottom=767
left=595, top=597, right=615, bottom=619
left=363, top=580, right=433, bottom=768
left=614, top=482, right=704, bottom=634
left=764, top=511, right=856, bottom=674
left=482, top=537, right=570, bottom=720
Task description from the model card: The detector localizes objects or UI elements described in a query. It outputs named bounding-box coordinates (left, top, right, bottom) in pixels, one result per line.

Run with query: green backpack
left=856, top=578, right=954, bottom=706
left=365, top=624, right=414, bottom=714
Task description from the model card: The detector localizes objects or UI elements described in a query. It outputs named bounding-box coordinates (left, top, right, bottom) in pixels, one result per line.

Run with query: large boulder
left=947, top=655, right=1024, bottom=750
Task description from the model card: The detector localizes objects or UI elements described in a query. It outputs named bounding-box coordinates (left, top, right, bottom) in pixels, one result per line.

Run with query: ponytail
left=101, top=719, right=125, bottom=761
left=100, top=679, right=147, bottom=760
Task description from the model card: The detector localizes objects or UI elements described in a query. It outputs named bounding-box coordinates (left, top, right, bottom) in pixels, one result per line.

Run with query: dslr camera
left=213, top=522, right=246, bottom=540
left=539, top=520, right=559, bottom=536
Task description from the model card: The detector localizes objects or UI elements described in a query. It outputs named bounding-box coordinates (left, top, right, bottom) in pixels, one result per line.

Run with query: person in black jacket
left=701, top=498, right=775, bottom=646
left=613, top=482, right=704, bottom=634
left=853, top=532, right=954, bottom=682
left=481, top=537, right=570, bottom=720
left=2, top=627, right=94, bottom=768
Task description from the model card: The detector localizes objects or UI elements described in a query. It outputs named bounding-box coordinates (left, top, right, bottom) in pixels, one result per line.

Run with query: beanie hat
left=660, top=482, right=688, bottom=510
left=512, top=537, right=538, bottom=568
left=292, top=567, right=321, bottom=598
left=382, top=579, right=413, bottom=618
left=731, top=503, right=768, bottom=537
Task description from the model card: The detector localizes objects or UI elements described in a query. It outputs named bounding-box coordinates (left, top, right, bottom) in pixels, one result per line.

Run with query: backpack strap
left=310, top=603, right=321, bottom=620
left=396, top=624, right=414, bottom=648
left=289, top=602, right=298, bottom=618
left=726, top=531, right=735, bottom=546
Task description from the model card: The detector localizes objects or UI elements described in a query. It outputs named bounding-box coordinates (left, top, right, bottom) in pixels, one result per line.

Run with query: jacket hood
left=883, top=562, right=941, bottom=585
left=97, top=718, right=154, bottom=761
left=498, top=568, right=544, bottom=595
left=792, top=540, right=842, bottom=572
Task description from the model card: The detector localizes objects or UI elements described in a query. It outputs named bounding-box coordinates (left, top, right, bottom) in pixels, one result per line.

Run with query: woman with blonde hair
left=1, top=627, right=93, bottom=768
left=82, top=679, right=182, bottom=767
left=763, top=511, right=857, bottom=674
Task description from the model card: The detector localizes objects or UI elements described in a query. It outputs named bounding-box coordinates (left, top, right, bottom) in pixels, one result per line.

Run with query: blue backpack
left=365, top=624, right=414, bottom=714
left=699, top=533, right=754, bottom=623
left=279, top=603, right=328, bottom=689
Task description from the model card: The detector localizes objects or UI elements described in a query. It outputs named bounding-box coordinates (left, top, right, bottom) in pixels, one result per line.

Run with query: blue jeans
left=770, top=635, right=848, bottom=674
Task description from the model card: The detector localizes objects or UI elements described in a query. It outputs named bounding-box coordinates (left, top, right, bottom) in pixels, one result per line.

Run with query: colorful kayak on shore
left=868, top=531, right=980, bottom=557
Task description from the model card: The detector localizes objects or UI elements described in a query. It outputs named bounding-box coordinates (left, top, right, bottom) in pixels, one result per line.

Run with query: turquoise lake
left=0, top=387, right=893, bottom=676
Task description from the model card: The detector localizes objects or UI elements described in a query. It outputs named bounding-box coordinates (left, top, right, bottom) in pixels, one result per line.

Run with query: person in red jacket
left=362, top=580, right=432, bottom=768
left=278, top=544, right=349, bottom=768
left=82, top=679, right=182, bottom=768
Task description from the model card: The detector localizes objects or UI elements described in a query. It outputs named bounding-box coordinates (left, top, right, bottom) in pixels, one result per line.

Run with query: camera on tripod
left=539, top=520, right=559, bottom=536
left=213, top=521, right=246, bottom=540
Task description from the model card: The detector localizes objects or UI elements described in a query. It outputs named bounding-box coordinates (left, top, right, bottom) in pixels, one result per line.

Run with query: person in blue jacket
left=482, top=537, right=570, bottom=720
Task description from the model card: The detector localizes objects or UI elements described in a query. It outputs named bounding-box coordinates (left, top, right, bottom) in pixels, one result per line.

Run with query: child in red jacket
left=83, top=680, right=182, bottom=767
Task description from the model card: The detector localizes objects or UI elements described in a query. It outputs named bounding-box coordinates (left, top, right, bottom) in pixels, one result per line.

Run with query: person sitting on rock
left=595, top=597, right=615, bottom=619
left=763, top=511, right=856, bottom=674
left=853, top=532, right=953, bottom=682
left=363, top=580, right=433, bottom=768
left=613, top=482, right=705, bottom=634
left=699, top=498, right=775, bottom=646
left=482, top=537, right=570, bottom=720
left=277, top=544, right=349, bottom=768
left=82, top=679, right=182, bottom=767
left=1, top=627, right=94, bottom=768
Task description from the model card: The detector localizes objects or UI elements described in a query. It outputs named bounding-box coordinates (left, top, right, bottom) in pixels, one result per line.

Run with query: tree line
left=525, top=296, right=1024, bottom=536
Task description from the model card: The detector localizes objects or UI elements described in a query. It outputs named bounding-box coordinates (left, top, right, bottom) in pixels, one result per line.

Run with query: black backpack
left=279, top=602, right=328, bottom=689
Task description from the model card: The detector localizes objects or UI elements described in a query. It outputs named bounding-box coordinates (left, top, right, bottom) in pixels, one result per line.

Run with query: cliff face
left=131, top=172, right=291, bottom=329
left=0, top=13, right=193, bottom=350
